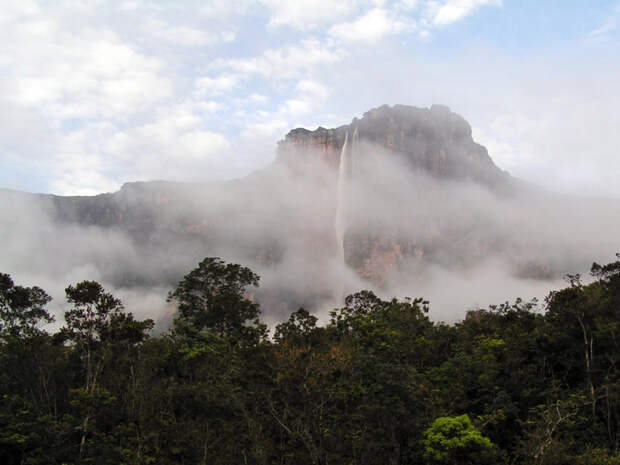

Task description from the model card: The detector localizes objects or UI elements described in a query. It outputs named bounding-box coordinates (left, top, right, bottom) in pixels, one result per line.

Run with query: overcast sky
left=1, top=0, right=619, bottom=196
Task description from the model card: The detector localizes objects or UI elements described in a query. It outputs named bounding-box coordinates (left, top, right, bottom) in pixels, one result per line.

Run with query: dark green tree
left=61, top=280, right=152, bottom=463
left=0, top=274, right=59, bottom=465
left=62, top=281, right=124, bottom=393
left=168, top=257, right=267, bottom=346
left=274, top=308, right=320, bottom=347
left=0, top=273, right=53, bottom=339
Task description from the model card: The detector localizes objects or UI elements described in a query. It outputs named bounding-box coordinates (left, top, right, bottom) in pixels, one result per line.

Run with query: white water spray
left=334, top=128, right=358, bottom=302
left=335, top=131, right=350, bottom=265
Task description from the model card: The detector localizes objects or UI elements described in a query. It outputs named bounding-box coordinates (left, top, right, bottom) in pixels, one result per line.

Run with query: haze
left=1, top=1, right=619, bottom=326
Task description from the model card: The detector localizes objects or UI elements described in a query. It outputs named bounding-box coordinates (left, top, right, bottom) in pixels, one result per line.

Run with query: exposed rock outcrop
left=277, top=104, right=508, bottom=188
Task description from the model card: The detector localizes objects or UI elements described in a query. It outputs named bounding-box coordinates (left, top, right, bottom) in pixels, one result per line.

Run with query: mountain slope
left=1, top=104, right=618, bottom=319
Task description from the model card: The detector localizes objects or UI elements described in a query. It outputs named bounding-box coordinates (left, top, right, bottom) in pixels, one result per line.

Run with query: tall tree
left=0, top=274, right=58, bottom=465
left=0, top=273, right=53, bottom=339
left=61, top=280, right=149, bottom=462
left=168, top=257, right=267, bottom=347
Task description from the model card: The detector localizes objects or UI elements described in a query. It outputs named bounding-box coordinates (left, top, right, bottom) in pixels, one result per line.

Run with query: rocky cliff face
left=276, top=104, right=513, bottom=283
left=277, top=104, right=508, bottom=188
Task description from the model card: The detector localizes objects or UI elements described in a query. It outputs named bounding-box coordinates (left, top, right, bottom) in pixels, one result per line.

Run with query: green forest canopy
left=1, top=255, right=620, bottom=464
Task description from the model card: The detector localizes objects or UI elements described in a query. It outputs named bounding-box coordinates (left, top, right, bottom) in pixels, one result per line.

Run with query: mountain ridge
left=2, top=104, right=619, bottom=318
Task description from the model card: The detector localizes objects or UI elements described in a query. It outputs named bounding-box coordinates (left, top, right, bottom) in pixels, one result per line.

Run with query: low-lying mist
left=1, top=139, right=619, bottom=328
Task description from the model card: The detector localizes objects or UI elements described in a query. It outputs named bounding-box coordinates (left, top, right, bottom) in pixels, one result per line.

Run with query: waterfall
left=335, top=131, right=349, bottom=266
left=351, top=127, right=358, bottom=178
left=334, top=128, right=358, bottom=302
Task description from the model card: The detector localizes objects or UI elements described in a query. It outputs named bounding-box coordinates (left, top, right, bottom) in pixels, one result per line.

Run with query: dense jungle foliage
left=2, top=255, right=620, bottom=464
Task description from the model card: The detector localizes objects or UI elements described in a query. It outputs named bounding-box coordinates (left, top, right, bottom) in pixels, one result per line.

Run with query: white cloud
left=107, top=104, right=225, bottom=148
left=465, top=63, right=620, bottom=197
left=218, top=39, right=341, bottom=79
left=194, top=74, right=240, bottom=96
left=241, top=78, right=329, bottom=142
left=199, top=0, right=251, bottom=18
left=278, top=79, right=329, bottom=117
left=329, top=8, right=415, bottom=42
left=0, top=0, right=251, bottom=194
left=247, top=93, right=269, bottom=103
left=50, top=123, right=121, bottom=195
left=177, top=130, right=231, bottom=160
left=431, top=0, right=502, bottom=26
left=0, top=1, right=40, bottom=23
left=242, top=119, right=289, bottom=138
left=51, top=159, right=120, bottom=196
left=142, top=19, right=235, bottom=46
left=152, top=24, right=215, bottom=46
left=259, top=0, right=356, bottom=29
left=5, top=24, right=171, bottom=120
left=197, top=100, right=224, bottom=112
left=296, top=80, right=329, bottom=101
left=118, top=1, right=143, bottom=12
left=396, top=0, right=419, bottom=11
left=48, top=103, right=232, bottom=194
left=471, top=125, right=519, bottom=171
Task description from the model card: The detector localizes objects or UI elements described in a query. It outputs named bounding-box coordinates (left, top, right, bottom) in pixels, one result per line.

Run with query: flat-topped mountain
left=278, top=104, right=508, bottom=188
left=1, top=105, right=618, bottom=318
